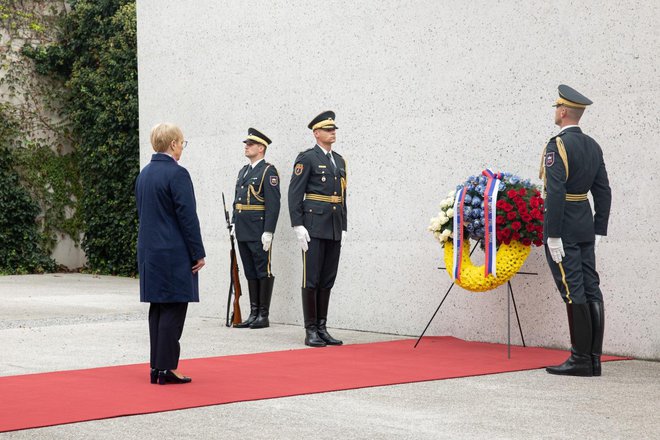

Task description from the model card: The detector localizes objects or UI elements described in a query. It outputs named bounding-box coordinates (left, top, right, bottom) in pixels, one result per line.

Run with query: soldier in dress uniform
left=541, top=85, right=612, bottom=377
left=288, top=111, right=347, bottom=347
left=232, top=128, right=281, bottom=329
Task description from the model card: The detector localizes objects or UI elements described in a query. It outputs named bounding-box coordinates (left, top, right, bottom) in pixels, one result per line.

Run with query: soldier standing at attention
left=233, top=128, right=281, bottom=329
left=541, top=85, right=611, bottom=377
left=289, top=111, right=347, bottom=347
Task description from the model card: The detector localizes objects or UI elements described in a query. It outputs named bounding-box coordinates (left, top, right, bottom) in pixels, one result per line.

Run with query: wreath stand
left=414, top=240, right=537, bottom=358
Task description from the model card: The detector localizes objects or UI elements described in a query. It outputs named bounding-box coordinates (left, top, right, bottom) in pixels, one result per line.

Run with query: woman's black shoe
left=150, top=368, right=159, bottom=384
left=158, top=370, right=192, bottom=385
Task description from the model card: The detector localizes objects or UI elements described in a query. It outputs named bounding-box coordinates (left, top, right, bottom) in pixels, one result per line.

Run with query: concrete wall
left=136, top=1, right=660, bottom=359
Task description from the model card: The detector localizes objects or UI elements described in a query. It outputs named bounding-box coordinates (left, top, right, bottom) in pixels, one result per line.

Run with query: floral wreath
left=429, top=170, right=544, bottom=292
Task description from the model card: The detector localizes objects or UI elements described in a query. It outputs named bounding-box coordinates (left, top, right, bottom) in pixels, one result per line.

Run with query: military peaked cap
left=308, top=110, right=338, bottom=130
left=243, top=128, right=272, bottom=146
left=556, top=84, right=593, bottom=109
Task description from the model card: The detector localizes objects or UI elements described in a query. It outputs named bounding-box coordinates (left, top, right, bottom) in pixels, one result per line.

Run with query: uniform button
left=309, top=209, right=312, bottom=212
left=333, top=192, right=337, bottom=195
left=335, top=177, right=337, bottom=180
left=238, top=198, right=241, bottom=201
left=241, top=186, right=244, bottom=189
left=333, top=206, right=337, bottom=211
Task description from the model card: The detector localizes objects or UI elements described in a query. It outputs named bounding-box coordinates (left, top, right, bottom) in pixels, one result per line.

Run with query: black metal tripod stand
left=414, top=240, right=537, bottom=358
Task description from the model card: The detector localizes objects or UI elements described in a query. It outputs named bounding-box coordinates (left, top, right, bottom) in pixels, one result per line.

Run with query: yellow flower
left=443, top=240, right=531, bottom=292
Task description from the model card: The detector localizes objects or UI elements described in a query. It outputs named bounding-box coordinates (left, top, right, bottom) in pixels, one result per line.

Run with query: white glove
left=547, top=237, right=565, bottom=263
left=261, top=232, right=273, bottom=251
left=341, top=230, right=347, bottom=246
left=595, top=234, right=603, bottom=250
left=293, top=225, right=310, bottom=252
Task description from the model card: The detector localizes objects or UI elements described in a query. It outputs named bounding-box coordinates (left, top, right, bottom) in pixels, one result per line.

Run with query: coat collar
left=151, top=153, right=176, bottom=163
left=558, top=126, right=582, bottom=136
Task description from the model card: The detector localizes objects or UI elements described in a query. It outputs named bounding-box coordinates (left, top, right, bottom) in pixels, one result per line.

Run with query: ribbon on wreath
left=482, top=169, right=502, bottom=277
left=452, top=186, right=468, bottom=281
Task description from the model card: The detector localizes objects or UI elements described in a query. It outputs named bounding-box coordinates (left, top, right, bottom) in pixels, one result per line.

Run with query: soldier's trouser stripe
left=558, top=262, right=571, bottom=304
left=302, top=250, right=307, bottom=288
left=267, top=244, right=272, bottom=277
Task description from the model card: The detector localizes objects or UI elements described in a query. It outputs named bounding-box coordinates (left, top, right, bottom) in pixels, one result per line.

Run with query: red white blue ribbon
left=452, top=187, right=468, bottom=281
left=482, top=169, right=502, bottom=277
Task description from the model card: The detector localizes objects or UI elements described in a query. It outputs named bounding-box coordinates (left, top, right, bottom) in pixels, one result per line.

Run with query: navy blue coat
left=136, top=154, right=206, bottom=303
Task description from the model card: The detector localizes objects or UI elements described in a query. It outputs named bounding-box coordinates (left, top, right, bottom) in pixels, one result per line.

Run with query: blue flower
left=465, top=194, right=472, bottom=204
left=471, top=197, right=481, bottom=207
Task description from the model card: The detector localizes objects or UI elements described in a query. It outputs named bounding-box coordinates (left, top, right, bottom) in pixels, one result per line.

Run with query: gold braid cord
left=247, top=165, right=272, bottom=204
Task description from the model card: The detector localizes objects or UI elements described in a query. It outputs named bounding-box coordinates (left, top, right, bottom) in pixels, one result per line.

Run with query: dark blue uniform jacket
left=543, top=126, right=611, bottom=243
left=232, top=160, right=281, bottom=242
left=288, top=145, right=347, bottom=240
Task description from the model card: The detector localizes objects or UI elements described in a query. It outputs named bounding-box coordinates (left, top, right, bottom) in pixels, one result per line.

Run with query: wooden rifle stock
left=229, top=242, right=242, bottom=326
left=223, top=192, right=242, bottom=327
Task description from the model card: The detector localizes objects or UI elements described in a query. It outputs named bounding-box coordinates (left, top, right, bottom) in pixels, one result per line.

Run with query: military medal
left=321, top=176, right=326, bottom=182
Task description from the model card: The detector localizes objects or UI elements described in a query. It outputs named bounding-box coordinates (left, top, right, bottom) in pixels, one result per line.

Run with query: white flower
left=448, top=190, right=456, bottom=198
left=446, top=208, right=454, bottom=217
left=441, top=229, right=452, bottom=238
left=439, top=215, right=449, bottom=225
left=440, top=199, right=448, bottom=209
left=428, top=217, right=441, bottom=231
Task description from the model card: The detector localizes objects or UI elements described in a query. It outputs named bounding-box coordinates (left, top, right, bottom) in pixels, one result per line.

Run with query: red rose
left=519, top=188, right=526, bottom=196
left=512, top=232, right=521, bottom=241
left=530, top=197, right=540, bottom=208
left=533, top=239, right=543, bottom=247
left=503, top=237, right=512, bottom=245
left=507, top=211, right=518, bottom=220
left=526, top=223, right=536, bottom=232
left=521, top=238, right=532, bottom=246
left=501, top=228, right=511, bottom=237
left=507, top=189, right=518, bottom=198
left=521, top=213, right=532, bottom=222
left=531, top=209, right=543, bottom=220
left=496, top=199, right=507, bottom=209
left=502, top=202, right=513, bottom=212
left=496, top=215, right=505, bottom=225
left=511, top=221, right=522, bottom=231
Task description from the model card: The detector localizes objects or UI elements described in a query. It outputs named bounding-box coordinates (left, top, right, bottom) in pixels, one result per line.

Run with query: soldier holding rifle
left=231, top=128, right=281, bottom=329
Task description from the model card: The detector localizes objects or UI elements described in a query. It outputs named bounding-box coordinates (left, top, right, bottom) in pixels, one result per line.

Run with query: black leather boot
left=588, top=302, right=605, bottom=376
left=302, top=287, right=326, bottom=347
left=250, top=276, right=274, bottom=329
left=317, top=288, right=343, bottom=345
left=234, top=279, right=259, bottom=328
left=546, top=303, right=593, bottom=377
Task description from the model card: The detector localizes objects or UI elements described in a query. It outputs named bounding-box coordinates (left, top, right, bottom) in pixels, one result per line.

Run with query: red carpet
left=0, top=337, right=628, bottom=432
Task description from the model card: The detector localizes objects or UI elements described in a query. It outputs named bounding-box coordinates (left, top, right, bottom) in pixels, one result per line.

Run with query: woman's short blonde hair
left=150, top=123, right=183, bottom=153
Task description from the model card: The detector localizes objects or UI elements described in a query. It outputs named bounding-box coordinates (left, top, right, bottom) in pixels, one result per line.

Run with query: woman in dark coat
left=136, top=123, right=206, bottom=385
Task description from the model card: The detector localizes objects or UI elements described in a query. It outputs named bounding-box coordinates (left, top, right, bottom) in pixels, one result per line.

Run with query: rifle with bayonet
left=222, top=192, right=242, bottom=327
